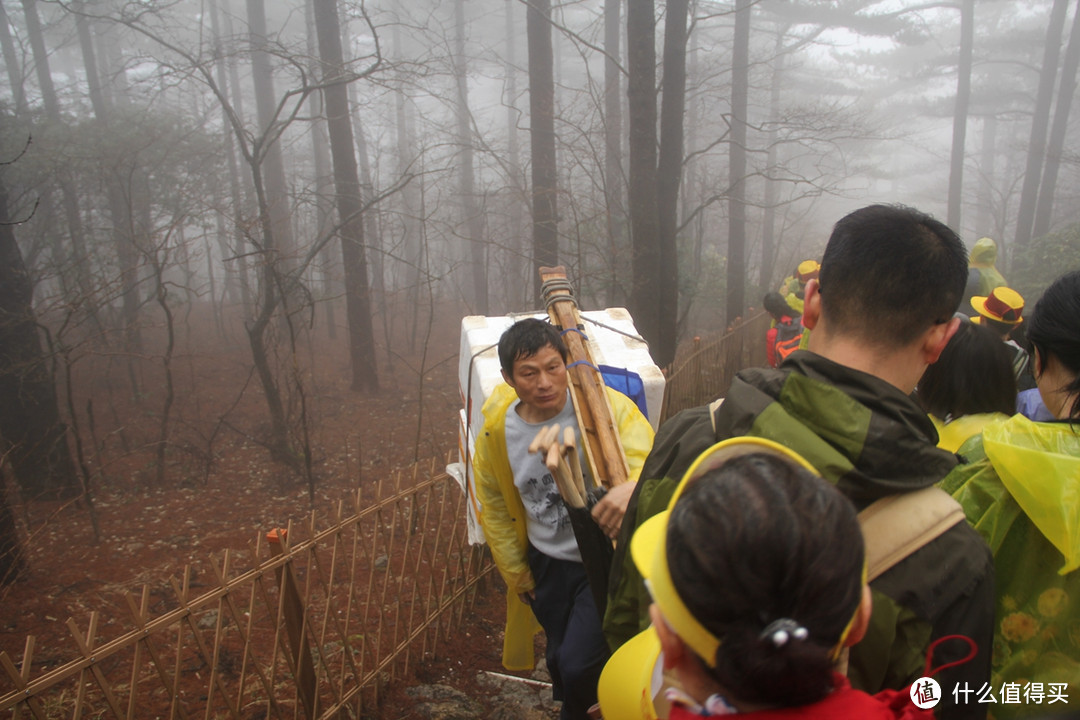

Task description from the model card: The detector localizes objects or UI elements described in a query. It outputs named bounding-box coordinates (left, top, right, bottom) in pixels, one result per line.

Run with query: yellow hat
left=971, top=286, right=1024, bottom=325
left=796, top=260, right=820, bottom=282
left=629, top=438, right=818, bottom=668
left=597, top=625, right=665, bottom=720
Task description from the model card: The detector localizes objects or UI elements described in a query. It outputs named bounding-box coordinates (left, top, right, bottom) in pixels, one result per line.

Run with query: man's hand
left=591, top=482, right=636, bottom=540
left=517, top=590, right=536, bottom=606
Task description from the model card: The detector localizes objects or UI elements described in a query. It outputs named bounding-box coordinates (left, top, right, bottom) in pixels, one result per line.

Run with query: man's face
left=503, top=343, right=569, bottom=417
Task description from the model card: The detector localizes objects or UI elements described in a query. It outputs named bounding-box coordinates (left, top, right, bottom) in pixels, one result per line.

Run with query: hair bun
left=760, top=618, right=809, bottom=648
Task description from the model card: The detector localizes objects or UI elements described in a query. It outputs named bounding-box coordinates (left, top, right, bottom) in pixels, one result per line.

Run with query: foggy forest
left=4, top=0, right=1080, bottom=669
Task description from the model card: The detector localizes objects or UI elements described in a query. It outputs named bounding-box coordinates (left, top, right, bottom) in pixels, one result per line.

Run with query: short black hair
left=1027, top=271, right=1080, bottom=419
left=980, top=316, right=1018, bottom=339
left=917, top=320, right=1017, bottom=419
left=763, top=292, right=798, bottom=320
left=819, top=204, right=967, bottom=347
left=497, top=318, right=569, bottom=376
left=666, top=453, right=864, bottom=707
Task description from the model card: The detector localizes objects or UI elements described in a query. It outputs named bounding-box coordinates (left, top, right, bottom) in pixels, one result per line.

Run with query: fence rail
left=660, top=311, right=770, bottom=423
left=0, top=458, right=494, bottom=719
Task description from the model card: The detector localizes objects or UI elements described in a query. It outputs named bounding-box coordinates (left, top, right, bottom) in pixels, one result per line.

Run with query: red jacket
left=668, top=674, right=934, bottom=720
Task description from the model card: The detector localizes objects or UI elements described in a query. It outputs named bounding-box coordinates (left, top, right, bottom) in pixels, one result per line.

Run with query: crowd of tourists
left=471, top=204, right=1080, bottom=720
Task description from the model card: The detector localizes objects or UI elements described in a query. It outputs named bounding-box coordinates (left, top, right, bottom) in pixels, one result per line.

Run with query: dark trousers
left=527, top=545, right=610, bottom=720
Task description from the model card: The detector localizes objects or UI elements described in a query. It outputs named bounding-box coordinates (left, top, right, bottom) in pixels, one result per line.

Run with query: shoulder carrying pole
left=539, top=266, right=630, bottom=490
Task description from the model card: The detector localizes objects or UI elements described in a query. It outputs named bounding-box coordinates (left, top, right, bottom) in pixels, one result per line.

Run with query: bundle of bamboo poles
left=529, top=424, right=588, bottom=509
left=538, top=266, right=629, bottom=493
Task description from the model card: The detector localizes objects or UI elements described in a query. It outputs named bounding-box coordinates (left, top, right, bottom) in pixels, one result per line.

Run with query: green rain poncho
left=942, top=414, right=1080, bottom=716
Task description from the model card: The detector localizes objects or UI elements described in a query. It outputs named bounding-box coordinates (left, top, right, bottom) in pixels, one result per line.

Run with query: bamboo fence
left=660, top=311, right=770, bottom=423
left=0, top=458, right=494, bottom=719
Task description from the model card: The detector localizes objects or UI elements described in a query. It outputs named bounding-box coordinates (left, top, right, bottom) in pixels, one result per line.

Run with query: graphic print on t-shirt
left=520, top=470, right=572, bottom=532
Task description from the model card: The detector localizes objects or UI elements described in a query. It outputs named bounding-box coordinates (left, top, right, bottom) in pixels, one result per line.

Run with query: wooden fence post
left=266, top=528, right=318, bottom=719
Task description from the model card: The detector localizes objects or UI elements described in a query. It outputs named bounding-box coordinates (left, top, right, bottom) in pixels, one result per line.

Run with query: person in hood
left=961, top=237, right=1008, bottom=316
left=776, top=259, right=820, bottom=315
left=605, top=204, right=994, bottom=720
left=942, top=270, right=1080, bottom=717
left=600, top=439, right=934, bottom=720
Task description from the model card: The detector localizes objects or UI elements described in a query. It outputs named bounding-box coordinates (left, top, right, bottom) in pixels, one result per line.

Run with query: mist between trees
left=2, top=0, right=1080, bottom=584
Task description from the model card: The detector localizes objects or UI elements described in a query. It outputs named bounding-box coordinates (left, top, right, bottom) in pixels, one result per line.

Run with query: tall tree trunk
left=604, top=0, right=624, bottom=307
left=20, top=0, right=57, bottom=118
left=246, top=0, right=297, bottom=270
left=727, top=0, right=751, bottom=325
left=20, top=0, right=96, bottom=332
left=975, top=114, right=997, bottom=240
left=392, top=25, right=422, bottom=352
left=682, top=18, right=703, bottom=333
left=1014, top=0, right=1069, bottom=248
left=947, top=0, right=974, bottom=231
left=74, top=1, right=141, bottom=357
left=0, top=170, right=79, bottom=501
left=341, top=12, right=382, bottom=322
left=627, top=0, right=660, bottom=352
left=760, top=27, right=785, bottom=290
left=312, top=0, right=379, bottom=392
left=306, top=0, right=336, bottom=338
left=455, top=0, right=488, bottom=314
left=655, top=0, right=689, bottom=367
left=246, top=163, right=293, bottom=465
left=1033, top=0, right=1080, bottom=240
left=239, top=0, right=298, bottom=464
left=214, top=0, right=254, bottom=317
left=504, top=0, right=525, bottom=310
left=0, top=3, right=26, bottom=116
left=528, top=0, right=558, bottom=299
left=353, top=116, right=383, bottom=351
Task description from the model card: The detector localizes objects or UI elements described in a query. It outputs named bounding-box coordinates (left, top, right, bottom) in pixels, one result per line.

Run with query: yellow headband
left=829, top=561, right=868, bottom=661
left=630, top=437, right=820, bottom=668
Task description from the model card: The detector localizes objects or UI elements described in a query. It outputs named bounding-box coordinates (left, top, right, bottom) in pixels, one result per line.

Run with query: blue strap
left=560, top=327, right=590, bottom=341
left=566, top=359, right=600, bottom=373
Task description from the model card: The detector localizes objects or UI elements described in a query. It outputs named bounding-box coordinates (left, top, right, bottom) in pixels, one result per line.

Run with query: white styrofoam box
left=456, top=309, right=665, bottom=544
left=448, top=410, right=486, bottom=545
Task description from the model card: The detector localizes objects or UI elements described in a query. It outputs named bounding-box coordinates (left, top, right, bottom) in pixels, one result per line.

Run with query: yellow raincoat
left=969, top=237, right=1008, bottom=296
left=942, top=415, right=1080, bottom=714
left=472, top=382, right=654, bottom=670
left=930, top=412, right=1010, bottom=453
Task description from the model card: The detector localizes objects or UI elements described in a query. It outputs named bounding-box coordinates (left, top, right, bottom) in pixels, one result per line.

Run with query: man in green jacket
left=606, top=204, right=995, bottom=720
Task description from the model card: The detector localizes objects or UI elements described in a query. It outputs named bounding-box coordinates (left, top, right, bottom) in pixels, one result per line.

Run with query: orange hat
left=971, top=287, right=1024, bottom=325
left=797, top=260, right=820, bottom=282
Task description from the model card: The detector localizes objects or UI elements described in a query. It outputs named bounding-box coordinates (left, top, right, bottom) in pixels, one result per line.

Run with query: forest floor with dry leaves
left=0, top=301, right=557, bottom=718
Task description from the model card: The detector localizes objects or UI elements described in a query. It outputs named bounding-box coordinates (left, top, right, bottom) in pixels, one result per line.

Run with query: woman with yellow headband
left=599, top=439, right=935, bottom=719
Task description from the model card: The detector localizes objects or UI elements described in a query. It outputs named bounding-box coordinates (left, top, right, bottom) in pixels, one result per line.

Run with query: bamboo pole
left=538, top=266, right=630, bottom=489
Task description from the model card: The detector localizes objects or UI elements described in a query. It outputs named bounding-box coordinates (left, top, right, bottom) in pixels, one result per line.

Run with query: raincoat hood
left=969, top=237, right=999, bottom=268
left=983, top=415, right=1080, bottom=573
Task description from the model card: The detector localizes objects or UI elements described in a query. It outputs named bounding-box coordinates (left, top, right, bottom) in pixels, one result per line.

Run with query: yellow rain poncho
left=969, top=237, right=1008, bottom=296
left=930, top=412, right=1010, bottom=454
left=472, top=382, right=654, bottom=670
left=942, top=415, right=1080, bottom=714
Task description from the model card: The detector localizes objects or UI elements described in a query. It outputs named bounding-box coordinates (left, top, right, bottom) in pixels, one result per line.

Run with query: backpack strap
left=858, top=486, right=966, bottom=582
left=708, top=398, right=724, bottom=433
left=835, top=486, right=965, bottom=676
